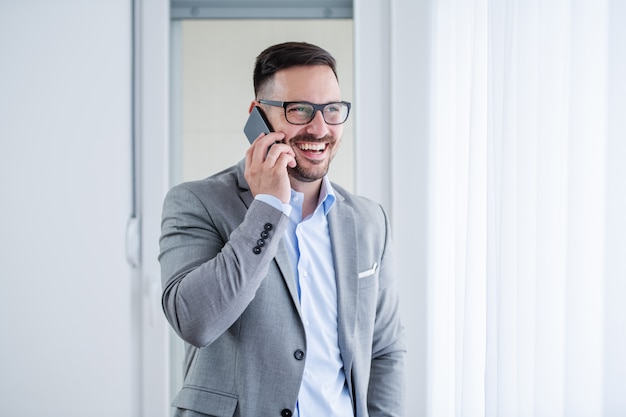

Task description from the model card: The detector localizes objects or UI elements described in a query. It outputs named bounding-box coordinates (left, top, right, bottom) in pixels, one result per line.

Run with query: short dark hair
left=253, top=42, right=338, bottom=98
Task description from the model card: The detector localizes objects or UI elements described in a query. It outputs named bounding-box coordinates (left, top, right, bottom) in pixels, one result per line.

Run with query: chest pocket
left=358, top=262, right=378, bottom=289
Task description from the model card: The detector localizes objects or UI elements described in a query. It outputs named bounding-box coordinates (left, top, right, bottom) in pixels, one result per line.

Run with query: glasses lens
left=284, top=102, right=349, bottom=125
left=322, top=102, right=349, bottom=124
left=285, top=103, right=315, bottom=124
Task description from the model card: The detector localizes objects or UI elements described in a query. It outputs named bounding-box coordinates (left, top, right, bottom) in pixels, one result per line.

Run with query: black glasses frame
left=258, top=99, right=351, bottom=125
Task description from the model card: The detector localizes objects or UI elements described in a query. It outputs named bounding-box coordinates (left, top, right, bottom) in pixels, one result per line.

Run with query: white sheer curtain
left=426, top=0, right=626, bottom=416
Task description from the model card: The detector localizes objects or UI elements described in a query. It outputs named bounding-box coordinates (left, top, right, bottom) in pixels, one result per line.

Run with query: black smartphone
left=244, top=106, right=273, bottom=144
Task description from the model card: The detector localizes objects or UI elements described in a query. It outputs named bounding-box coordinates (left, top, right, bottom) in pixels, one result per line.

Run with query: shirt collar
left=319, top=176, right=336, bottom=215
left=290, top=176, right=336, bottom=217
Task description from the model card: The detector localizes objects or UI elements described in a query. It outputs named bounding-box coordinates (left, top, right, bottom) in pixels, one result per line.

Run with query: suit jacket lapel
left=328, top=196, right=358, bottom=374
left=274, top=242, right=301, bottom=314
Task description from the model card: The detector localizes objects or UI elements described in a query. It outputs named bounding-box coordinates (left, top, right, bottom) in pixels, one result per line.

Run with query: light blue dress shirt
left=255, top=177, right=353, bottom=417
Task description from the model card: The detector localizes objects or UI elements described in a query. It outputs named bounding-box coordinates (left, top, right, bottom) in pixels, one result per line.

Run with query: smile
left=297, top=142, right=327, bottom=152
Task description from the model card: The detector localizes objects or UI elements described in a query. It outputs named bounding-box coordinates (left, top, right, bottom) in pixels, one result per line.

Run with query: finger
left=245, top=133, right=267, bottom=167
left=248, top=132, right=268, bottom=164
left=276, top=152, right=297, bottom=169
left=245, top=142, right=254, bottom=170
left=258, top=134, right=287, bottom=162
left=265, top=144, right=293, bottom=169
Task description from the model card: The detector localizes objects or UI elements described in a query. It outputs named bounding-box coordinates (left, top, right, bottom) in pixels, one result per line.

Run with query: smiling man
left=159, top=42, right=406, bottom=417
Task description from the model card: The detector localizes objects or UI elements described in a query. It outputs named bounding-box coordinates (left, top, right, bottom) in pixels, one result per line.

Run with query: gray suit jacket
left=159, top=160, right=406, bottom=417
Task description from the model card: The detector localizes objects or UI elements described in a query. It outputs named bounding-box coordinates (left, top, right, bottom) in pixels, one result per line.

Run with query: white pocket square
left=358, top=262, right=378, bottom=278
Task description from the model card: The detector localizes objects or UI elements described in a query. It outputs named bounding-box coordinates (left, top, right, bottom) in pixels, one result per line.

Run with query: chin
left=288, top=164, right=329, bottom=183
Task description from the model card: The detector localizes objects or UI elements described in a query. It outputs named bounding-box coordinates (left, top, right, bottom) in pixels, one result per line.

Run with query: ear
left=248, top=101, right=259, bottom=113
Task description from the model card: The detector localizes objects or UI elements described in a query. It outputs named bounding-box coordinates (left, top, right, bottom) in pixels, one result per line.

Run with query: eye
left=324, top=104, right=341, bottom=113
left=287, top=104, right=311, bottom=113
left=285, top=103, right=314, bottom=123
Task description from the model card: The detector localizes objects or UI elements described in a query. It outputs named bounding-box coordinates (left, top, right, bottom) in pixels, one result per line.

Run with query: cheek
left=278, top=123, right=305, bottom=139
left=330, top=127, right=343, bottom=146
left=265, top=112, right=293, bottom=135
left=329, top=137, right=343, bottom=161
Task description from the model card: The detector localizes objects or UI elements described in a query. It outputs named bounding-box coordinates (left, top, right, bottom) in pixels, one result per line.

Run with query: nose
left=305, top=110, right=330, bottom=138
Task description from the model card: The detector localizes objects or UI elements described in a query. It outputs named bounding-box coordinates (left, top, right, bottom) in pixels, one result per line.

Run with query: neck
left=291, top=177, right=322, bottom=219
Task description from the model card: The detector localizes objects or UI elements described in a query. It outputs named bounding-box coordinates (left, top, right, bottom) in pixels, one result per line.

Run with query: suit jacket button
left=281, top=409, right=292, bottom=417
left=252, top=246, right=262, bottom=255
left=257, top=238, right=265, bottom=247
left=260, top=230, right=269, bottom=239
left=264, top=223, right=273, bottom=231
left=293, top=349, right=305, bottom=360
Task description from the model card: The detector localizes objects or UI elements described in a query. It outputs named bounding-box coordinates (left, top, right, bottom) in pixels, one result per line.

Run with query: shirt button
left=293, top=349, right=305, bottom=360
left=281, top=409, right=292, bottom=417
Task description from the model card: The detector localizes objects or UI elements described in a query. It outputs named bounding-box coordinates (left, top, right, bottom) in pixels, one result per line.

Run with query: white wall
left=0, top=2, right=138, bottom=416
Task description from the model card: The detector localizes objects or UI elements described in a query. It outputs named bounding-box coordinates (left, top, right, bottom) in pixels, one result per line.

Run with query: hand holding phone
left=243, top=106, right=295, bottom=203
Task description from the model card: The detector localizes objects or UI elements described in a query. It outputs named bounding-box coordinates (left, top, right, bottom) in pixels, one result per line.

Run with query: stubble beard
left=287, top=157, right=330, bottom=183
left=286, top=134, right=337, bottom=183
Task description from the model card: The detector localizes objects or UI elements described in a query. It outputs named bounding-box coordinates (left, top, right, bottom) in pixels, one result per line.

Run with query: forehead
left=269, top=65, right=341, bottom=102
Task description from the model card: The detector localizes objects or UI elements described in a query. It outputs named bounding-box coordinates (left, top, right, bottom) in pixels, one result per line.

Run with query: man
left=159, top=41, right=406, bottom=417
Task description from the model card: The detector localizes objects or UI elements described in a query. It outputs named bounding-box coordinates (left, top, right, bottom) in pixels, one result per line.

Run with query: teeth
left=298, top=143, right=325, bottom=151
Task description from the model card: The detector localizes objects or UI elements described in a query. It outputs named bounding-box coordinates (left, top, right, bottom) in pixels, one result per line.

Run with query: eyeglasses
left=258, top=99, right=351, bottom=125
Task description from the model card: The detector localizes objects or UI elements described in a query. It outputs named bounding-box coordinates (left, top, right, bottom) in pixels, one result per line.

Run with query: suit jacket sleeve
left=158, top=182, right=289, bottom=348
